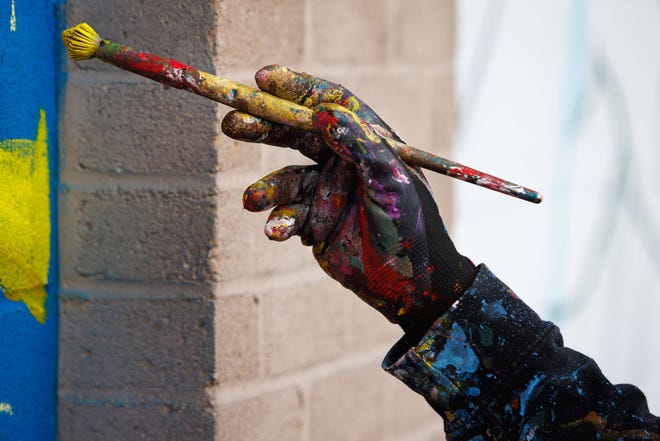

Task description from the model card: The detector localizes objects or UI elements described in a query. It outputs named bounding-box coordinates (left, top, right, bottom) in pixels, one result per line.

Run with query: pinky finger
left=264, top=204, right=310, bottom=242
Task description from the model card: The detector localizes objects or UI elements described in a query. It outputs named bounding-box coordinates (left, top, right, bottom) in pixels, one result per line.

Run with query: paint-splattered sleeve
left=383, top=265, right=660, bottom=440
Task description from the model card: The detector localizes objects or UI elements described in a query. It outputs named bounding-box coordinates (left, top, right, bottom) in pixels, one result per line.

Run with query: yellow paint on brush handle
left=198, top=72, right=315, bottom=131
left=0, top=110, right=50, bottom=323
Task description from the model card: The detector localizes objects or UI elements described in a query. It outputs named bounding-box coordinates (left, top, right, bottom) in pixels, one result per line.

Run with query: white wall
left=455, top=0, right=660, bottom=413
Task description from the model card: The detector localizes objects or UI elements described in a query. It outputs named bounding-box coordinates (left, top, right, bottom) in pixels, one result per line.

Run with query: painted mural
left=0, top=109, right=51, bottom=323
left=0, top=0, right=59, bottom=439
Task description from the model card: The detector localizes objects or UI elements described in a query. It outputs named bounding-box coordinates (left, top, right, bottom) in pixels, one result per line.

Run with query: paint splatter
left=0, top=109, right=50, bottom=323
left=0, top=402, right=13, bottom=416
left=265, top=214, right=297, bottom=240
left=9, top=0, right=15, bottom=31
left=433, top=322, right=480, bottom=375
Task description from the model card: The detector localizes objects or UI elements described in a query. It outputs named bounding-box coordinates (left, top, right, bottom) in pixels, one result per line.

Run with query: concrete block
left=66, top=0, right=217, bottom=73
left=216, top=101, right=263, bottom=173
left=262, top=279, right=346, bottom=376
left=353, top=73, right=433, bottom=149
left=63, top=80, right=218, bottom=176
left=311, top=0, right=387, bottom=65
left=59, top=395, right=213, bottom=441
left=215, top=294, right=260, bottom=384
left=58, top=297, right=214, bottom=392
left=215, top=388, right=304, bottom=441
left=214, top=189, right=315, bottom=282
left=344, top=293, right=402, bottom=353
left=391, top=0, right=455, bottom=65
left=420, top=426, right=447, bottom=441
left=429, top=71, right=455, bottom=150
left=381, top=374, right=444, bottom=438
left=217, top=109, right=315, bottom=175
left=258, top=139, right=317, bottom=178
left=75, top=188, right=216, bottom=282
left=216, top=0, right=305, bottom=70
left=216, top=132, right=263, bottom=174
left=310, top=363, right=387, bottom=441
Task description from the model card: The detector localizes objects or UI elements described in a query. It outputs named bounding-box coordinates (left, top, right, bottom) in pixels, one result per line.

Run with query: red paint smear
left=169, top=58, right=190, bottom=70
left=357, top=188, right=414, bottom=307
left=447, top=165, right=501, bottom=189
left=313, top=109, right=339, bottom=137
left=313, top=109, right=354, bottom=158
left=107, top=46, right=203, bottom=93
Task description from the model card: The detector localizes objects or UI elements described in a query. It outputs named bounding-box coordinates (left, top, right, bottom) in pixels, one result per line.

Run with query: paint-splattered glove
left=222, top=65, right=476, bottom=338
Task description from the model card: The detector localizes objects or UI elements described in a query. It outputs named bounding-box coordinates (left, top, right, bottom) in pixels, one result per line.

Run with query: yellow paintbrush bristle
left=62, top=22, right=101, bottom=61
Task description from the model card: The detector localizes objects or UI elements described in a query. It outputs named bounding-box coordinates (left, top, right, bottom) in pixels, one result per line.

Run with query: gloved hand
left=222, top=65, right=476, bottom=338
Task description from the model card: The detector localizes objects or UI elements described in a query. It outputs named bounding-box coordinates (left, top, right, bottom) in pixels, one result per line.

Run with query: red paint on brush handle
left=446, top=164, right=542, bottom=203
left=97, top=41, right=205, bottom=94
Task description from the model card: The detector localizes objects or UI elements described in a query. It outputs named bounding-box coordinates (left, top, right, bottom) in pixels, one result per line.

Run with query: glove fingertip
left=222, top=110, right=272, bottom=142
left=243, top=182, right=271, bottom=212
left=255, top=64, right=287, bottom=91
left=264, top=215, right=297, bottom=241
left=264, top=204, right=308, bottom=241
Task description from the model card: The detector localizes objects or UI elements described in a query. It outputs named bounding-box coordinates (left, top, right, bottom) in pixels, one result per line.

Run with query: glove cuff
left=398, top=253, right=476, bottom=341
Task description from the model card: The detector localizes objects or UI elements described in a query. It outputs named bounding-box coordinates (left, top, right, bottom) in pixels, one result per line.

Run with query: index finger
left=221, top=110, right=331, bottom=163
left=255, top=65, right=402, bottom=141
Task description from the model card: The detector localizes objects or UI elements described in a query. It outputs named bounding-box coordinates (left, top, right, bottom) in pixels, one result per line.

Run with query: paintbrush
left=62, top=22, right=543, bottom=204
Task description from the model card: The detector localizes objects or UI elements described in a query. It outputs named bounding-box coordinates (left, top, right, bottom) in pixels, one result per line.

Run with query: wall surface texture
left=0, top=1, right=59, bottom=440
left=59, top=1, right=455, bottom=440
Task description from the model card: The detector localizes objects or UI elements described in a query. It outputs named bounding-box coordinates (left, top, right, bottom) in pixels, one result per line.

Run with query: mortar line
left=58, top=389, right=209, bottom=406
left=66, top=69, right=165, bottom=85
left=215, top=170, right=263, bottom=192
left=213, top=265, right=325, bottom=298
left=60, top=172, right=216, bottom=192
left=59, top=279, right=213, bottom=301
left=301, top=380, right=312, bottom=441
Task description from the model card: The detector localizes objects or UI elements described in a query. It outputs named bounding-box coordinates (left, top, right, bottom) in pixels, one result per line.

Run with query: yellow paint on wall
left=0, top=110, right=50, bottom=323
left=10, top=0, right=16, bottom=31
left=0, top=402, right=13, bottom=416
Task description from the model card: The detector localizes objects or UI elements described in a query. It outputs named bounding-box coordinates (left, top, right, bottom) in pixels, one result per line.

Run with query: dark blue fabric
left=383, top=265, right=660, bottom=440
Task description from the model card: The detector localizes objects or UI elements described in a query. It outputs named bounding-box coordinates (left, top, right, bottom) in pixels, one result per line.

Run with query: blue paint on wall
left=0, top=0, right=60, bottom=439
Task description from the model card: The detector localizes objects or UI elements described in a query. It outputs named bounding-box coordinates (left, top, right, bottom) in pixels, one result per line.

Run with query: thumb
left=312, top=103, right=409, bottom=190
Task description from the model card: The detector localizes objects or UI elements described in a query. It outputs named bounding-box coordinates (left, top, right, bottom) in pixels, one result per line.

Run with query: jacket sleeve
left=382, top=265, right=660, bottom=441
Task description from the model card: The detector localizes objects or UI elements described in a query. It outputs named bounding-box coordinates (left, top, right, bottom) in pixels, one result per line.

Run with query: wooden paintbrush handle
left=93, top=40, right=542, bottom=203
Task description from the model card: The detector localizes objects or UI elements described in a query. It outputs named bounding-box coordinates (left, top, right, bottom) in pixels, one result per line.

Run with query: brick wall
left=59, top=1, right=455, bottom=440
